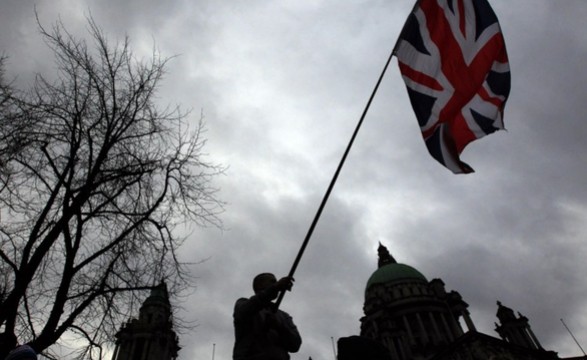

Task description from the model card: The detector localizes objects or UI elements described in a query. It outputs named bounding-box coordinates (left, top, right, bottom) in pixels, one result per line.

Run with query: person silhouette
left=4, top=344, right=37, bottom=360
left=233, top=273, right=301, bottom=360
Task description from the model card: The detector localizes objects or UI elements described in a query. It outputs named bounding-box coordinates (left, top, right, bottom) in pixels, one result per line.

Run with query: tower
left=495, top=301, right=544, bottom=350
left=111, top=282, right=180, bottom=360
left=360, top=243, right=475, bottom=360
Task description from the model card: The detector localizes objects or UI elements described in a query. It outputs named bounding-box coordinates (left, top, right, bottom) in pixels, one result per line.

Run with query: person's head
left=253, top=273, right=277, bottom=295
left=5, top=344, right=37, bottom=360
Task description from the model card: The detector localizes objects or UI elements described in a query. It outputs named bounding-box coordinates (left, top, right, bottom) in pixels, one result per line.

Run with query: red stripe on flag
left=478, top=86, right=503, bottom=108
left=398, top=62, right=444, bottom=91
left=450, top=112, right=477, bottom=153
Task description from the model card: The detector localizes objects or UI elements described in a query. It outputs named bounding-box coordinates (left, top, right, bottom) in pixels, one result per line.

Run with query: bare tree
left=0, top=18, right=223, bottom=359
left=0, top=56, right=24, bottom=180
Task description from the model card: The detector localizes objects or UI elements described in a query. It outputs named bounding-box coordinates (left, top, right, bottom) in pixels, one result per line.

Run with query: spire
left=139, top=281, right=171, bottom=325
left=496, top=301, right=516, bottom=322
left=495, top=301, right=543, bottom=350
left=377, top=243, right=397, bottom=268
left=112, top=282, right=179, bottom=360
left=144, top=282, right=171, bottom=306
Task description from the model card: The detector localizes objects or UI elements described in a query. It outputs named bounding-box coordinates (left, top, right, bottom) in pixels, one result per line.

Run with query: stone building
left=338, top=243, right=584, bottom=360
left=111, top=282, right=180, bottom=360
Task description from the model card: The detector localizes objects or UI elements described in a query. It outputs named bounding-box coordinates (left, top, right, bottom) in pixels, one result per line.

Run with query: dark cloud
left=1, top=0, right=587, bottom=359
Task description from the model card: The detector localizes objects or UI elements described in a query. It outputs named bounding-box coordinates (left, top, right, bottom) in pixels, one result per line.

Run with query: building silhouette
left=111, top=282, right=180, bottom=360
left=338, top=243, right=585, bottom=360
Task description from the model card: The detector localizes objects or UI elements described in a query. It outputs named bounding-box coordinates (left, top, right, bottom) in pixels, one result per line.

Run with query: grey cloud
left=2, top=1, right=587, bottom=359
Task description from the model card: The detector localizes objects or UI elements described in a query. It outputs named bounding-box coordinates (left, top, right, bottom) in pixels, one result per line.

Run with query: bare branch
left=0, top=16, right=223, bottom=358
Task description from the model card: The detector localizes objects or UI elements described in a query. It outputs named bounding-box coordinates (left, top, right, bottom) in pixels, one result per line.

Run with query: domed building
left=338, top=243, right=581, bottom=360
left=360, top=244, right=476, bottom=360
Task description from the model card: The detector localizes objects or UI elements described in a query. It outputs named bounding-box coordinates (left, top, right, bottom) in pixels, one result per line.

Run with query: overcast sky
left=2, top=1, right=587, bottom=359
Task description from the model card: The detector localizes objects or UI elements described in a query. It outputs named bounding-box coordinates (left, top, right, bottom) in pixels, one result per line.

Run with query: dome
left=366, top=263, right=427, bottom=290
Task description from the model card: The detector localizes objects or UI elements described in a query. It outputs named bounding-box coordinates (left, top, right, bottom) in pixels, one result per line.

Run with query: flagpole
left=275, top=47, right=397, bottom=309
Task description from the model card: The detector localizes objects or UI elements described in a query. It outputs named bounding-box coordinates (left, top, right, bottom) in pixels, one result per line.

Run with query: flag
left=394, top=0, right=511, bottom=173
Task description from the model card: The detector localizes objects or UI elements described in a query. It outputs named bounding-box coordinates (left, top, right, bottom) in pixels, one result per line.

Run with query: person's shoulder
left=234, top=297, right=249, bottom=309
left=277, top=308, right=293, bottom=318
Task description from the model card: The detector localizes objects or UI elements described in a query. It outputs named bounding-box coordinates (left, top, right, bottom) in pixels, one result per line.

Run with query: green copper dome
left=366, top=263, right=427, bottom=290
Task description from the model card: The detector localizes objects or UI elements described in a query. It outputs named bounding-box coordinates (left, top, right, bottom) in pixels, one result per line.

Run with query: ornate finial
left=496, top=301, right=516, bottom=322
left=377, top=243, right=397, bottom=268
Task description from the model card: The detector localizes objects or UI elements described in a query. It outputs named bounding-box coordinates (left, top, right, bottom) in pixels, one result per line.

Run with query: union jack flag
left=394, top=0, right=510, bottom=173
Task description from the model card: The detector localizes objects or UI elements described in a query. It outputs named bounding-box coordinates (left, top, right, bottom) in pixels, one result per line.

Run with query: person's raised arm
left=235, top=276, right=294, bottom=319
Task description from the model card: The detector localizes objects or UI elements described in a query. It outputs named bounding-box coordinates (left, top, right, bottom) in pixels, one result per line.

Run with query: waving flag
left=394, top=0, right=510, bottom=173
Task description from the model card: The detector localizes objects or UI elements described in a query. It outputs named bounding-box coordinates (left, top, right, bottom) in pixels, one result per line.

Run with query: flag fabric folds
left=394, top=0, right=511, bottom=173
